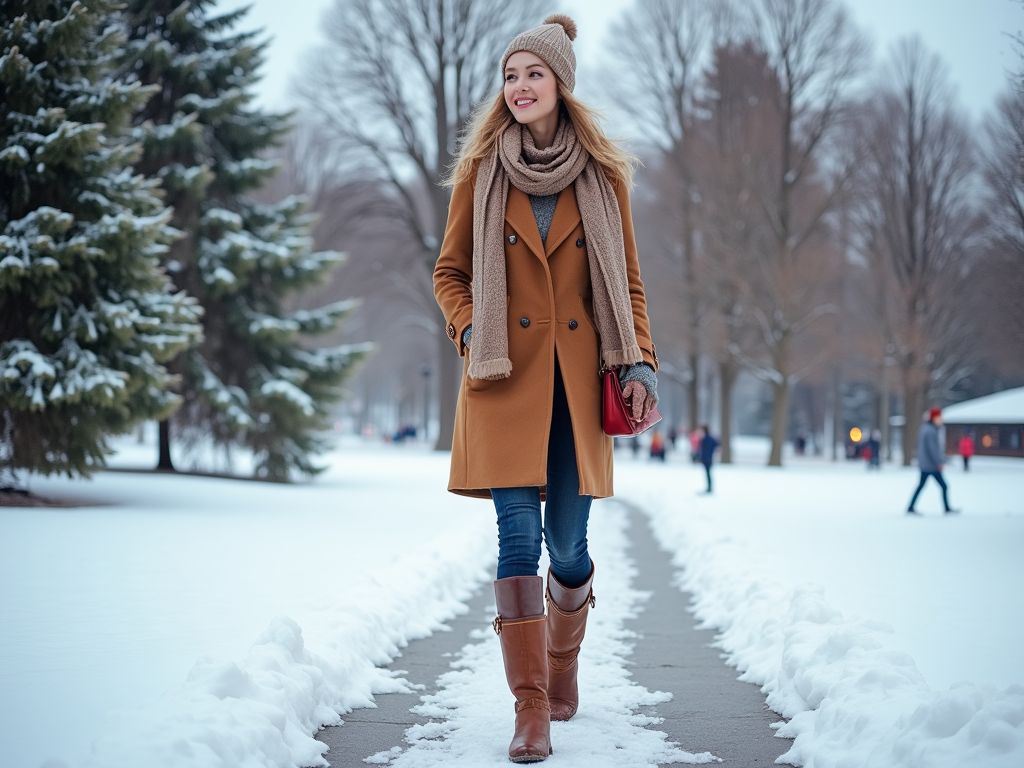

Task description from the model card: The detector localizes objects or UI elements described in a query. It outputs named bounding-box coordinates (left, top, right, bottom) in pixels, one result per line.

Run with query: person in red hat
left=907, top=407, right=957, bottom=514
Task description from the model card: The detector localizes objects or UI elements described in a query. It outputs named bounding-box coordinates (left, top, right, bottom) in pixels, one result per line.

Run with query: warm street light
left=849, top=427, right=863, bottom=442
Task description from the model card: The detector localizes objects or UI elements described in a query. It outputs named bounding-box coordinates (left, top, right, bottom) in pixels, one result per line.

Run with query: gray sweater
left=529, top=193, right=559, bottom=243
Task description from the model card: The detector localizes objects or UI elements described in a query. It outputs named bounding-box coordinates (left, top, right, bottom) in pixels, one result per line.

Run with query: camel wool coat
left=433, top=166, right=657, bottom=500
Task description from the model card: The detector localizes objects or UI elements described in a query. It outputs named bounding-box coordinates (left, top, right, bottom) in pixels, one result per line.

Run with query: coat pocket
left=577, top=295, right=598, bottom=335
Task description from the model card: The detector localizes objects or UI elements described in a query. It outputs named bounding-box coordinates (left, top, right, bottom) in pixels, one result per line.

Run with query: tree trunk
left=672, top=379, right=685, bottom=435
left=687, top=353, right=699, bottom=431
left=767, top=379, right=790, bottom=466
left=719, top=361, right=738, bottom=464
left=157, top=419, right=174, bottom=471
left=879, top=364, right=892, bottom=462
left=902, top=376, right=925, bottom=467
left=433, top=327, right=460, bottom=451
left=832, top=368, right=843, bottom=461
left=824, top=370, right=835, bottom=460
left=427, top=174, right=458, bottom=451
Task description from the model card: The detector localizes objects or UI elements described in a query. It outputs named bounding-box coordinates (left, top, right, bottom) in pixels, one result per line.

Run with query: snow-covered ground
left=1, top=435, right=1021, bottom=767
left=1, top=441, right=493, bottom=768
left=618, top=438, right=1024, bottom=768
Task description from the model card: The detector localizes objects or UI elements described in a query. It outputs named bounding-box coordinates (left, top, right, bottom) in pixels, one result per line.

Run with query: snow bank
left=79, top=542, right=489, bottom=768
left=1, top=441, right=494, bottom=768
left=617, top=449, right=1024, bottom=768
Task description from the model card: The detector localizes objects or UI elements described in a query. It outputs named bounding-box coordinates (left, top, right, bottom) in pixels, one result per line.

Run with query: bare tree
left=300, top=0, right=546, bottom=450
left=692, top=41, right=776, bottom=462
left=746, top=0, right=869, bottom=465
left=983, top=86, right=1024, bottom=362
left=852, top=37, right=983, bottom=465
left=258, top=127, right=464, bottom=443
left=606, top=0, right=733, bottom=432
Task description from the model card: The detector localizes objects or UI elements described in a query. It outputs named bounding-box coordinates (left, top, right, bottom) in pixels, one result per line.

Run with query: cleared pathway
left=621, top=500, right=791, bottom=765
left=316, top=502, right=792, bottom=766
left=315, top=585, right=493, bottom=766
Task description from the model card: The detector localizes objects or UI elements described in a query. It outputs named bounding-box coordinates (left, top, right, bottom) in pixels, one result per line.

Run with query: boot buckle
left=514, top=697, right=551, bottom=713
left=492, top=615, right=502, bottom=635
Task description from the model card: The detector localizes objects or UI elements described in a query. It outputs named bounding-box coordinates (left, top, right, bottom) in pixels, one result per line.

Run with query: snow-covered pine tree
left=122, top=0, right=370, bottom=481
left=0, top=0, right=202, bottom=480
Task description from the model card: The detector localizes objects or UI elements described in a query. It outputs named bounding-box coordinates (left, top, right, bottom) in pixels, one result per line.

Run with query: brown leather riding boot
left=493, top=576, right=551, bottom=763
left=546, top=562, right=595, bottom=721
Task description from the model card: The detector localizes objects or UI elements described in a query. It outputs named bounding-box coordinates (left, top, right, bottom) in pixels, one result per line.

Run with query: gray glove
left=619, top=362, right=658, bottom=404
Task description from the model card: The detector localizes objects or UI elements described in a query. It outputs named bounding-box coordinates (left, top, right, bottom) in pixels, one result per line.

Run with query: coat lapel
left=544, top=184, right=582, bottom=255
left=505, top=186, right=545, bottom=261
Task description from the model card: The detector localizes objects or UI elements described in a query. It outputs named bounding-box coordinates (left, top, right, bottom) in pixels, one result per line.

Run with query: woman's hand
left=622, top=380, right=655, bottom=422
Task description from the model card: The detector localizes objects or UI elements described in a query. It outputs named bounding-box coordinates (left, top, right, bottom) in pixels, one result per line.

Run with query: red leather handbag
left=602, top=368, right=662, bottom=437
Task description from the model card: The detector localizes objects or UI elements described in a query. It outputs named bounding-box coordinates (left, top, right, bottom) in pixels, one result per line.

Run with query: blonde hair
left=446, top=82, right=638, bottom=189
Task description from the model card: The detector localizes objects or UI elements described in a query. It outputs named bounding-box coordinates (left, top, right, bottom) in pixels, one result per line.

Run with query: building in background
left=943, top=388, right=1024, bottom=458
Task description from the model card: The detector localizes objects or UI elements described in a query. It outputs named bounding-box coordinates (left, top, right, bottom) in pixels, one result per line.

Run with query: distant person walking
left=867, top=429, right=881, bottom=470
left=649, top=429, right=666, bottom=461
left=959, top=433, right=975, bottom=472
left=699, top=425, right=720, bottom=494
left=908, top=408, right=957, bottom=515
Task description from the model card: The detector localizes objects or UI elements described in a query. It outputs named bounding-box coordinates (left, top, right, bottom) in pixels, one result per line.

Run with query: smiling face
left=503, top=51, right=559, bottom=133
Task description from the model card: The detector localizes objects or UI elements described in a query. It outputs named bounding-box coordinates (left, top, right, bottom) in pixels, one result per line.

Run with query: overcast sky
left=217, top=0, right=1021, bottom=123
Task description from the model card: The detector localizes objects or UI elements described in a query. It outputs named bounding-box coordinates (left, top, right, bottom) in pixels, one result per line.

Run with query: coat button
left=447, top=324, right=455, bottom=339
left=576, top=238, right=584, bottom=247
left=568, top=319, right=578, bottom=330
left=520, top=317, right=530, bottom=328
left=508, top=234, right=517, bottom=244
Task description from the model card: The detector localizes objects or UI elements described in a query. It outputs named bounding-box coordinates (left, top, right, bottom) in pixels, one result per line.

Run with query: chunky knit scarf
left=469, top=119, right=643, bottom=380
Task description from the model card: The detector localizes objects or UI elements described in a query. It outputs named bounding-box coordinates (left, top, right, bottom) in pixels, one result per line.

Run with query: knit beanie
left=501, top=14, right=578, bottom=93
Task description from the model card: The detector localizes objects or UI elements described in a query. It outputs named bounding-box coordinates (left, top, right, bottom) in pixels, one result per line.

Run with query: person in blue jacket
left=907, top=408, right=957, bottom=515
left=699, top=425, right=720, bottom=494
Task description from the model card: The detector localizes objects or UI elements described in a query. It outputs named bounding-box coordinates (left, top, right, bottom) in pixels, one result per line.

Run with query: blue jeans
left=491, top=359, right=593, bottom=589
left=909, top=470, right=950, bottom=511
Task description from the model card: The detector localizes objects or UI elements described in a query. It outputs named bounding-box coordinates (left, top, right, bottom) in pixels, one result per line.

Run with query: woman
left=433, top=14, right=658, bottom=762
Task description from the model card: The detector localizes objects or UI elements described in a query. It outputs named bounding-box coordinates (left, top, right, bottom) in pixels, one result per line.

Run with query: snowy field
left=1, top=441, right=493, bottom=768
left=618, top=440, right=1024, bottom=767
left=0, top=435, right=1021, bottom=767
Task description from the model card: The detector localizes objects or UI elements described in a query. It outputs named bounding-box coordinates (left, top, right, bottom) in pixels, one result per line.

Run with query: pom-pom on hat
left=929, top=407, right=942, bottom=421
left=501, top=14, right=578, bottom=93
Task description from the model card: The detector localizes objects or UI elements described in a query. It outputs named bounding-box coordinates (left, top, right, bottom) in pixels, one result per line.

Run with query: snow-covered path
left=376, top=499, right=714, bottom=767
